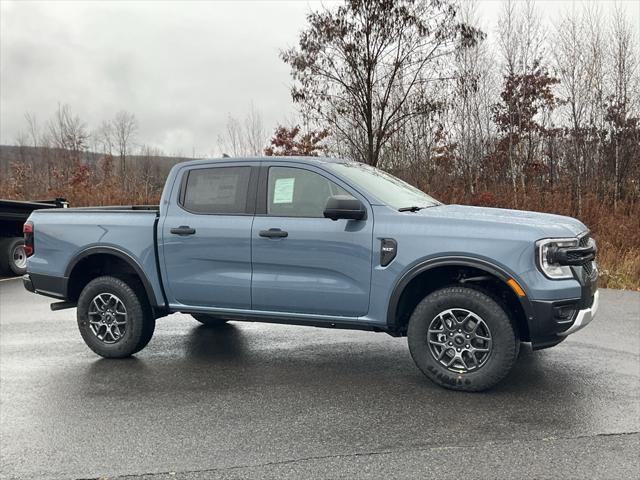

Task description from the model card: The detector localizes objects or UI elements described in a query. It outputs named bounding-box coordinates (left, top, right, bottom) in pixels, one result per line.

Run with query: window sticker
left=273, top=177, right=295, bottom=204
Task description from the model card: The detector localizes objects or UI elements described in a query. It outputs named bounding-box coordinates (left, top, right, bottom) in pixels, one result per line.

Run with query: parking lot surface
left=1, top=277, right=639, bottom=479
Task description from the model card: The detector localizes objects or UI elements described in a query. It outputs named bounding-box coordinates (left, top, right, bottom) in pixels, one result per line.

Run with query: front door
left=251, top=164, right=373, bottom=317
left=161, top=163, right=257, bottom=309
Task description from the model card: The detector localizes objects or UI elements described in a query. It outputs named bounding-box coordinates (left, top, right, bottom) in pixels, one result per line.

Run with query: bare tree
left=96, top=120, right=114, bottom=156
left=46, top=104, right=90, bottom=155
left=282, top=0, right=482, bottom=167
left=244, top=102, right=266, bottom=156
left=218, top=114, right=244, bottom=157
left=112, top=110, right=138, bottom=177
left=217, top=103, right=267, bottom=157
left=447, top=0, right=496, bottom=197
left=495, top=0, right=551, bottom=204
left=136, top=145, right=165, bottom=203
left=552, top=6, right=590, bottom=213
left=24, top=112, right=40, bottom=148
left=582, top=2, right=606, bottom=195
left=607, top=5, right=639, bottom=208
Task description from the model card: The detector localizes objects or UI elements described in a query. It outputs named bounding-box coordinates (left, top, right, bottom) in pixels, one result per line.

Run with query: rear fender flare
left=65, top=246, right=160, bottom=308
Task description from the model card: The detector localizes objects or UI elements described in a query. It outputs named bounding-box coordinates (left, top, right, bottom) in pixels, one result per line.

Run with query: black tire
left=0, top=237, right=27, bottom=276
left=77, top=276, right=154, bottom=358
left=191, top=313, right=229, bottom=327
left=0, top=238, right=10, bottom=275
left=407, top=286, right=519, bottom=392
left=132, top=314, right=156, bottom=354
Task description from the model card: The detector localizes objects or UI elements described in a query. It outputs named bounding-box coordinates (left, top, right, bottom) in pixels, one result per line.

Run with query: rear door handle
left=170, top=225, right=196, bottom=236
left=259, top=228, right=288, bottom=238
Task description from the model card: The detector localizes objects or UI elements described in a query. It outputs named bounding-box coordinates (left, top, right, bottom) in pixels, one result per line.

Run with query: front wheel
left=77, top=276, right=154, bottom=358
left=407, top=286, right=519, bottom=392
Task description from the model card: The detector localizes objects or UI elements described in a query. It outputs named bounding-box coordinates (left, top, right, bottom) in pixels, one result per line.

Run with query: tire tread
left=408, top=286, right=519, bottom=392
left=76, top=275, right=154, bottom=358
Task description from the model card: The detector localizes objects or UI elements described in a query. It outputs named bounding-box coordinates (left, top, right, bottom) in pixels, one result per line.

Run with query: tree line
left=278, top=0, right=639, bottom=288
left=1, top=0, right=638, bottom=287
left=282, top=0, right=639, bottom=217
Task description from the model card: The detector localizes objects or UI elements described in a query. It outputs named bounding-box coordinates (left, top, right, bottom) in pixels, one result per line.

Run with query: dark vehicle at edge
left=0, top=198, right=68, bottom=275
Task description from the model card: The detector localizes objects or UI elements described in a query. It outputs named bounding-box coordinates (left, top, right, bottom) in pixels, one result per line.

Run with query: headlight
left=536, top=238, right=578, bottom=279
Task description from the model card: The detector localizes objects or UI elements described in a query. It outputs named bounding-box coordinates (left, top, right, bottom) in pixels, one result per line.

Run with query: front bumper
left=528, top=261, right=598, bottom=350
left=558, top=290, right=599, bottom=337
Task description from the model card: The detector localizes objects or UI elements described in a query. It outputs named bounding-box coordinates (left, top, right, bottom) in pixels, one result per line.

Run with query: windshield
left=327, top=162, right=441, bottom=210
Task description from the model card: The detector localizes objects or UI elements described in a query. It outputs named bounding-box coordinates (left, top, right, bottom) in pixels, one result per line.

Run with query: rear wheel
left=0, top=237, right=27, bottom=276
left=77, top=276, right=154, bottom=358
left=407, top=286, right=519, bottom=392
left=191, top=313, right=229, bottom=327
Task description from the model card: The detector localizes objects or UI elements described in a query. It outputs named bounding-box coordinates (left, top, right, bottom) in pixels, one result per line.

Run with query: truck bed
left=26, top=207, right=165, bottom=306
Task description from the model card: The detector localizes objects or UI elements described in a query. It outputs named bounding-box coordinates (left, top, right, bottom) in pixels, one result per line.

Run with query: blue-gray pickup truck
left=22, top=157, right=599, bottom=391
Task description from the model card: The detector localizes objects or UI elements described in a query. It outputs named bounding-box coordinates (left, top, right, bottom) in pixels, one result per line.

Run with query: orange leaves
left=264, top=125, right=329, bottom=157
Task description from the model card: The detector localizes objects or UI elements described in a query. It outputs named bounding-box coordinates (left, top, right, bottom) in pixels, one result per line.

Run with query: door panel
left=161, top=164, right=256, bottom=309
left=251, top=165, right=373, bottom=317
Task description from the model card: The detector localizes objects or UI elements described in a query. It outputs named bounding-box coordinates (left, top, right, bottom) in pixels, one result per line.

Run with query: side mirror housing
left=323, top=195, right=366, bottom=221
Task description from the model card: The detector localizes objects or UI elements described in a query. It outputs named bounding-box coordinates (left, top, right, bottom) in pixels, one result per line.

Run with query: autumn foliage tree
left=492, top=61, right=560, bottom=203
left=263, top=125, right=329, bottom=156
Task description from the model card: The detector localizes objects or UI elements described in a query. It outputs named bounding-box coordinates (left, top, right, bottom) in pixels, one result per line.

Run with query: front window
left=267, top=166, right=348, bottom=217
left=327, top=162, right=441, bottom=210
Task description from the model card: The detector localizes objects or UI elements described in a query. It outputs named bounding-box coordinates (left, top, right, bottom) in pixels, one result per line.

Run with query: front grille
left=578, top=233, right=596, bottom=278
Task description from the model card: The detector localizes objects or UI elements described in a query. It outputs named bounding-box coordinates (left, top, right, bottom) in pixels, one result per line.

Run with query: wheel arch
left=387, top=256, right=533, bottom=340
left=65, top=247, right=159, bottom=310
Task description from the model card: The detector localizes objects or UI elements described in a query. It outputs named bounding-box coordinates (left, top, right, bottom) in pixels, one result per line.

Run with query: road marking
left=0, top=277, right=20, bottom=282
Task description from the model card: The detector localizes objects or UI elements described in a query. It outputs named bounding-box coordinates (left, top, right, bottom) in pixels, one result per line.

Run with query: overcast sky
left=1, top=0, right=638, bottom=157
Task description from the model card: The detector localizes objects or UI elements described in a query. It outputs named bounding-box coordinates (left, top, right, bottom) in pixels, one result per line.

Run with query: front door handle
left=259, top=228, right=288, bottom=238
left=170, top=225, right=196, bottom=236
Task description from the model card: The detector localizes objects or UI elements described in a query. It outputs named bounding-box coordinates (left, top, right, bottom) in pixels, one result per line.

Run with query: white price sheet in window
left=273, top=178, right=295, bottom=204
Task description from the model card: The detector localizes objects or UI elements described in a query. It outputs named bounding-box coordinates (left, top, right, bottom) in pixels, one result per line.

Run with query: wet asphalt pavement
left=1, top=277, right=639, bottom=479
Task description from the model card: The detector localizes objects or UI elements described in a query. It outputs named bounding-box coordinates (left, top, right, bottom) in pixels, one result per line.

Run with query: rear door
left=160, top=163, right=257, bottom=309
left=251, top=163, right=373, bottom=317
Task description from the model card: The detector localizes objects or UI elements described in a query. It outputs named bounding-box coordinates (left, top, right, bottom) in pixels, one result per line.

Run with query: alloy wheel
left=427, top=308, right=492, bottom=373
left=88, top=293, right=128, bottom=344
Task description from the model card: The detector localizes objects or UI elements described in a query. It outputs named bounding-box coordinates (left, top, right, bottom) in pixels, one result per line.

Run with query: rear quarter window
left=181, top=166, right=251, bottom=214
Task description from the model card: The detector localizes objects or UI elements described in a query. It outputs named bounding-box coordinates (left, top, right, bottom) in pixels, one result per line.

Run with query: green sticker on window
left=273, top=178, right=295, bottom=204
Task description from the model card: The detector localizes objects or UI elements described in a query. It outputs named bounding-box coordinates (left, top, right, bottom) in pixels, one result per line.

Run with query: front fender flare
left=386, top=255, right=534, bottom=331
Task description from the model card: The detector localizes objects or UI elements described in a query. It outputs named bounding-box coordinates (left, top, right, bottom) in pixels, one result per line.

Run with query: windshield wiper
left=398, top=206, right=425, bottom=212
left=398, top=205, right=440, bottom=212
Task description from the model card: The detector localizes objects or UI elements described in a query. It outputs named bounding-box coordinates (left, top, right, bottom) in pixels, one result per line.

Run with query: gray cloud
left=0, top=0, right=319, bottom=155
left=1, top=0, right=638, bottom=156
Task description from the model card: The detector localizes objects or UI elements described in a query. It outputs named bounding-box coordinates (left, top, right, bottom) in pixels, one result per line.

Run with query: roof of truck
left=180, top=156, right=349, bottom=167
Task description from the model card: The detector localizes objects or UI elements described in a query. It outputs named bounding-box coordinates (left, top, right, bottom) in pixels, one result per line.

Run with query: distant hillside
left=0, top=144, right=193, bottom=176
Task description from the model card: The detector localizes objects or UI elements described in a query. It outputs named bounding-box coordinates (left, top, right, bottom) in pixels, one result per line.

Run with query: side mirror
left=323, top=195, right=366, bottom=221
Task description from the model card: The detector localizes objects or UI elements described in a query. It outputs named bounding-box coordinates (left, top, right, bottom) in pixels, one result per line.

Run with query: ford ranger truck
left=22, top=157, right=598, bottom=391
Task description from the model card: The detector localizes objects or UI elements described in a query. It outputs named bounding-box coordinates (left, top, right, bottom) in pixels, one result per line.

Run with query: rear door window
left=182, top=166, right=251, bottom=214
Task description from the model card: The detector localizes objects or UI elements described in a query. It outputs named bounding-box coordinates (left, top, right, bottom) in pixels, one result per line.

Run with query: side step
left=50, top=301, right=77, bottom=311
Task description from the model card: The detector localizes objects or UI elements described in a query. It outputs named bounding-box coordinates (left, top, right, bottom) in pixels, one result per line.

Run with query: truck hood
left=417, top=204, right=587, bottom=238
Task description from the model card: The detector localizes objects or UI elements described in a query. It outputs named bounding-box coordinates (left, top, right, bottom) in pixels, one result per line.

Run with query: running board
left=50, top=301, right=77, bottom=311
